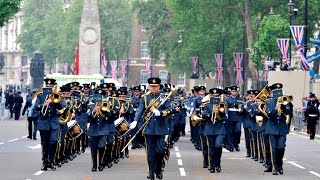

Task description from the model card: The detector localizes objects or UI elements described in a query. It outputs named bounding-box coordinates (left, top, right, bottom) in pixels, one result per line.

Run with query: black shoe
left=254, top=158, right=258, bottom=161
left=147, top=176, right=155, bottom=180
left=98, top=165, right=104, bottom=171
left=264, top=167, right=272, bottom=172
left=210, top=168, right=215, bottom=173
left=216, top=165, right=221, bottom=173
left=125, top=152, right=129, bottom=158
left=77, top=151, right=81, bottom=155
left=41, top=165, right=48, bottom=171
left=57, top=161, right=62, bottom=167
left=81, top=148, right=85, bottom=153
left=106, top=162, right=113, bottom=168
left=273, top=170, right=278, bottom=175
left=92, top=167, right=97, bottom=171
left=48, top=163, right=56, bottom=170
left=235, top=146, right=240, bottom=151
left=156, top=172, right=163, bottom=179
left=203, top=164, right=208, bottom=168
left=246, top=154, right=251, bottom=157
left=27, top=136, right=32, bottom=139
left=279, top=168, right=283, bottom=175
left=33, top=137, right=37, bottom=140
left=182, top=132, right=185, bottom=136
left=259, top=159, right=264, bottom=163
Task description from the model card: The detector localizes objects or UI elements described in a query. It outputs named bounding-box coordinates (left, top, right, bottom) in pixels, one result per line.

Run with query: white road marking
left=287, top=161, right=305, bottom=169
left=309, top=171, right=320, bottom=178
left=290, top=132, right=320, bottom=143
left=179, top=168, right=186, bottom=176
left=174, top=146, right=179, bottom=151
left=21, top=135, right=28, bottom=138
left=7, top=138, right=19, bottom=142
left=26, top=179, right=32, bottom=180
left=177, top=159, right=183, bottom=166
left=34, top=171, right=43, bottom=176
left=176, top=152, right=181, bottom=158
left=27, top=144, right=42, bottom=150
left=0, top=142, right=4, bottom=145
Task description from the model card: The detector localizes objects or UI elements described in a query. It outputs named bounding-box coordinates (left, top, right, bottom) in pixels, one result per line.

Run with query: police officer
left=202, top=88, right=226, bottom=173
left=225, top=86, right=243, bottom=151
left=35, top=78, right=67, bottom=171
left=266, top=83, right=290, bottom=175
left=13, top=91, right=23, bottom=120
left=305, top=93, right=319, bottom=140
left=129, top=77, right=178, bottom=180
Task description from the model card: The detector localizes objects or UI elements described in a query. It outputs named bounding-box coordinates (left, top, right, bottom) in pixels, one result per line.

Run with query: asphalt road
left=0, top=115, right=320, bottom=180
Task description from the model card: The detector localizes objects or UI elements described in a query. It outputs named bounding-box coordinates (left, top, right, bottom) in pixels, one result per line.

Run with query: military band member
left=242, top=90, right=255, bottom=157
left=265, top=83, right=290, bottom=175
left=202, top=88, right=226, bottom=173
left=87, top=89, right=111, bottom=172
left=131, top=86, right=144, bottom=149
left=129, top=77, right=179, bottom=180
left=35, top=78, right=67, bottom=171
left=225, top=86, right=243, bottom=152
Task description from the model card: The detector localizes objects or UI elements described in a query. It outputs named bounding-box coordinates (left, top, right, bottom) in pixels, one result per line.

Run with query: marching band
left=28, top=76, right=293, bottom=178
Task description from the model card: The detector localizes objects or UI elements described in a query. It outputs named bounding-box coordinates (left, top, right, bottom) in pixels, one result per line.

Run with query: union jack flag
left=233, top=53, right=244, bottom=85
left=214, top=54, right=223, bottom=84
left=100, top=48, right=107, bottom=77
left=290, top=25, right=310, bottom=71
left=144, top=59, right=152, bottom=78
left=110, top=60, right=118, bottom=80
left=276, top=38, right=290, bottom=65
left=120, top=60, right=127, bottom=85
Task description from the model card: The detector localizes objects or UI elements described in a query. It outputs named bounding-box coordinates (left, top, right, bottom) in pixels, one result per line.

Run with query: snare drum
left=114, top=117, right=129, bottom=136
left=67, top=120, right=83, bottom=139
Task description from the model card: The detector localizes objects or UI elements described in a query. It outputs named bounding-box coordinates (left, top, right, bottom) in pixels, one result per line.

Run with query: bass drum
left=114, top=117, right=130, bottom=136
left=67, top=120, right=83, bottom=139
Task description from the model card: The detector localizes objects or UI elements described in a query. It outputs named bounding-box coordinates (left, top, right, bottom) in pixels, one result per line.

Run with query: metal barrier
left=291, top=108, right=320, bottom=135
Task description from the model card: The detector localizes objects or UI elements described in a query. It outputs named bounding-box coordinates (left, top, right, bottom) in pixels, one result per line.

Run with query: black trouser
left=145, top=135, right=165, bottom=178
left=269, top=134, right=286, bottom=171
left=251, top=131, right=258, bottom=160
left=307, top=119, right=318, bottom=139
left=27, top=117, right=38, bottom=138
left=263, top=132, right=272, bottom=168
left=200, top=134, right=208, bottom=166
left=14, top=106, right=21, bottom=120
left=9, top=105, right=14, bottom=118
left=39, top=129, right=59, bottom=165
left=244, top=128, right=251, bottom=156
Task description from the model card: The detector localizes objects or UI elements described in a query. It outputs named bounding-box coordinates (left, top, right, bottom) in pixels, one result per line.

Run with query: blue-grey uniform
left=225, top=91, right=243, bottom=151
left=202, top=88, right=226, bottom=173
left=249, top=102, right=259, bottom=160
left=265, top=83, right=290, bottom=175
left=130, top=92, right=144, bottom=148
left=34, top=79, right=67, bottom=171
left=190, top=95, right=203, bottom=150
left=132, top=78, right=176, bottom=180
left=88, top=89, right=113, bottom=172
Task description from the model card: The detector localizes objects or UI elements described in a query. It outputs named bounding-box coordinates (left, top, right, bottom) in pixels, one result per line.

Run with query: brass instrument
left=211, top=96, right=227, bottom=124
left=253, top=85, right=270, bottom=102
left=92, top=99, right=111, bottom=118
left=41, top=84, right=62, bottom=115
left=32, top=84, right=43, bottom=104
left=191, top=94, right=209, bottom=126
left=277, top=96, right=291, bottom=124
left=257, top=101, right=269, bottom=118
left=59, top=97, right=73, bottom=125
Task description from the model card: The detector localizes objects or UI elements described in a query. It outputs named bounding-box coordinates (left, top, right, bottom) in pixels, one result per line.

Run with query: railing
left=291, top=108, right=320, bottom=135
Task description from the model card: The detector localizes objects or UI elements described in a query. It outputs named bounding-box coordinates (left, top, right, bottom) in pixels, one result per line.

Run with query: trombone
left=41, top=85, right=62, bottom=115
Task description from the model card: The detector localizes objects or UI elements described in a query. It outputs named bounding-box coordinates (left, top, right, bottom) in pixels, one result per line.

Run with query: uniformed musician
left=129, top=77, right=178, bottom=180
left=265, top=83, right=290, bottom=175
left=35, top=78, right=67, bottom=171
left=130, top=86, right=144, bottom=149
left=202, top=88, right=226, bottom=173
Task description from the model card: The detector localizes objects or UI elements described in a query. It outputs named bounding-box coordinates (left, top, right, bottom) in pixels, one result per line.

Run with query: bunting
left=110, top=60, right=118, bottom=80
left=290, top=25, right=310, bottom=71
left=233, top=53, right=244, bottom=85
left=214, top=54, right=223, bottom=84
left=276, top=38, right=290, bottom=65
left=73, top=45, right=79, bottom=75
left=100, top=48, right=107, bottom=77
left=144, top=59, right=152, bottom=78
left=120, top=60, right=127, bottom=84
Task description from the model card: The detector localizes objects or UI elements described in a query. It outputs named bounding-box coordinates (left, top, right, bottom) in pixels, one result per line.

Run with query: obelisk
left=79, top=0, right=101, bottom=75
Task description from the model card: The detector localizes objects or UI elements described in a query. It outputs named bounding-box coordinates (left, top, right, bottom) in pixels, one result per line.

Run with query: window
left=177, top=73, right=185, bottom=87
left=141, top=42, right=149, bottom=58
left=159, top=70, right=167, bottom=84
left=140, top=70, right=147, bottom=85
left=21, top=56, right=28, bottom=66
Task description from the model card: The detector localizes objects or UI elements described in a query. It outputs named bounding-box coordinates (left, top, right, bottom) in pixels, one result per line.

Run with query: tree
left=0, top=0, right=22, bottom=27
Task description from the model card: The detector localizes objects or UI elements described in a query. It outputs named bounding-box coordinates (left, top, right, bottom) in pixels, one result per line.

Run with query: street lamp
left=221, top=28, right=226, bottom=87
left=287, top=0, right=295, bottom=66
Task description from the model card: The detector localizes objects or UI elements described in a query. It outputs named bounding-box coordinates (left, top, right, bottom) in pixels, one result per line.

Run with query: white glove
left=152, top=109, right=161, bottom=116
left=130, top=121, right=137, bottom=129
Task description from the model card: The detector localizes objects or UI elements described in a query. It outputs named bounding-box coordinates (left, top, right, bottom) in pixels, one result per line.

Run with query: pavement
left=0, top=114, right=320, bottom=180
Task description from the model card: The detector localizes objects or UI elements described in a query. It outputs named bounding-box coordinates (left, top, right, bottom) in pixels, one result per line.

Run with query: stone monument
left=79, top=0, right=101, bottom=75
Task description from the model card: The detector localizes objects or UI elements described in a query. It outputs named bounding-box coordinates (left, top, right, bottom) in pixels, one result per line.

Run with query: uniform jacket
left=226, top=95, right=243, bottom=122
left=202, top=101, right=226, bottom=136
left=265, top=98, right=289, bottom=135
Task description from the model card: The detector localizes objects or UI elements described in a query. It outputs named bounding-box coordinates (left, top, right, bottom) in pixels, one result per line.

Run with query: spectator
left=22, top=90, right=38, bottom=140
left=305, top=93, right=319, bottom=140
left=8, top=90, right=15, bottom=119
left=13, top=91, right=23, bottom=120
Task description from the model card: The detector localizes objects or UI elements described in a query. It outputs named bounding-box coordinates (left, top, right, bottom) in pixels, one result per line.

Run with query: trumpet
left=212, top=102, right=227, bottom=124
left=92, top=100, right=111, bottom=118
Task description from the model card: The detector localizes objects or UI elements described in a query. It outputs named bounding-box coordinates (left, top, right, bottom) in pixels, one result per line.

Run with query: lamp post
left=304, top=0, right=308, bottom=58
left=287, top=0, right=294, bottom=66
left=221, top=28, right=226, bottom=87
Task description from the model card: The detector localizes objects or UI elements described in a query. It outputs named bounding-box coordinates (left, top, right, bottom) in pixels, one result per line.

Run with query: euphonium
left=59, top=109, right=72, bottom=125
left=257, top=102, right=269, bottom=118
left=253, top=85, right=270, bottom=102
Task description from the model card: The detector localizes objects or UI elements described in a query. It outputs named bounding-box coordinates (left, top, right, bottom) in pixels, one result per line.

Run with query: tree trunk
left=243, top=0, right=257, bottom=89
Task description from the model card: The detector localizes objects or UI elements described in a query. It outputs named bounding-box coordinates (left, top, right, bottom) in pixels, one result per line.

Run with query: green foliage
left=252, top=15, right=288, bottom=69
left=0, top=0, right=22, bottom=27
left=98, top=0, right=133, bottom=60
